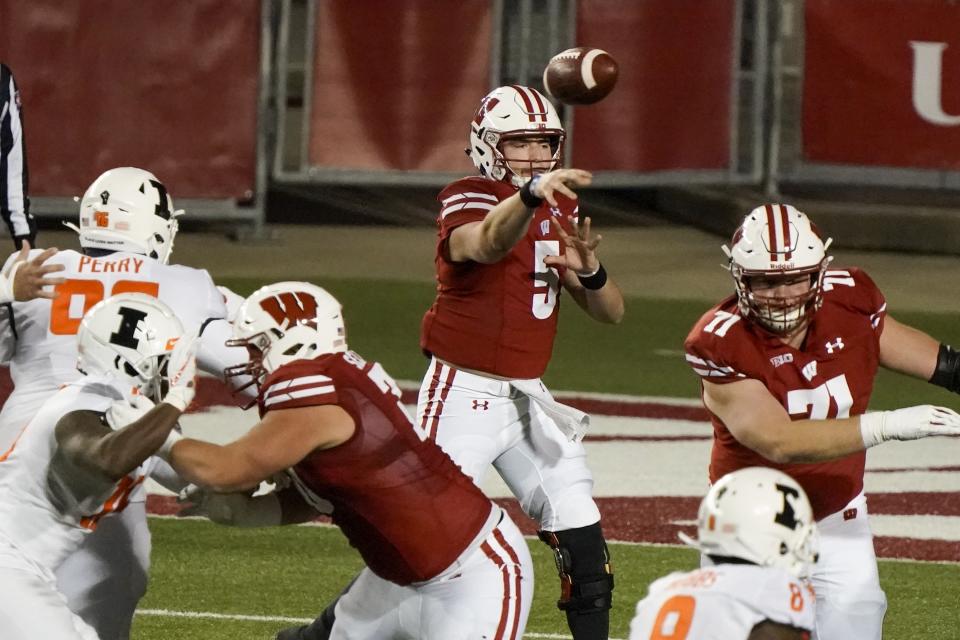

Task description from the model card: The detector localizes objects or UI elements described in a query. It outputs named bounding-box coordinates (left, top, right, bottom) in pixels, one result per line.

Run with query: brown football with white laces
left=543, top=47, right=618, bottom=105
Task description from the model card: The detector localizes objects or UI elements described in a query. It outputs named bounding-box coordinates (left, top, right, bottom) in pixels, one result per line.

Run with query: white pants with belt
left=417, top=357, right=600, bottom=531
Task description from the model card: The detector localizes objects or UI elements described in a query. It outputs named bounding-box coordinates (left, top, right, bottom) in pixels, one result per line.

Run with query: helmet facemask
left=732, top=262, right=830, bottom=337
left=493, top=132, right=564, bottom=186
left=724, top=204, right=833, bottom=338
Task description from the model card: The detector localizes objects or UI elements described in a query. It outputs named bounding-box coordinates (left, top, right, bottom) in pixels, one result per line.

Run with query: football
left=542, top=47, right=618, bottom=105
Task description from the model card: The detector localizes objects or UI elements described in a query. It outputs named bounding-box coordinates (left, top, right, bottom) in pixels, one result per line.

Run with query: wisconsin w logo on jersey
left=259, top=292, right=319, bottom=330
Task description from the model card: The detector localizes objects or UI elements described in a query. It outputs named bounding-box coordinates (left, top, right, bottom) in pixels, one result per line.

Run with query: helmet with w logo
left=225, top=282, right=346, bottom=386
left=467, top=85, right=565, bottom=187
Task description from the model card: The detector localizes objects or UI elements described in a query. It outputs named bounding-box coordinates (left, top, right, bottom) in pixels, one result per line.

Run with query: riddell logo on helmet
left=768, top=262, right=795, bottom=270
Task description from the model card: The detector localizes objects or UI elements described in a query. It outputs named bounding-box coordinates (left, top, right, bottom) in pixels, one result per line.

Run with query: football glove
left=860, top=405, right=960, bottom=448
left=162, top=330, right=199, bottom=412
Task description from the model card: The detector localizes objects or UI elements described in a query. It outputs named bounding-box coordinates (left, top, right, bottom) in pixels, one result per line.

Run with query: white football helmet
left=225, top=282, right=346, bottom=389
left=680, top=467, right=819, bottom=578
left=723, top=204, right=833, bottom=335
left=67, top=167, right=182, bottom=264
left=77, top=293, right=185, bottom=401
left=467, top=85, right=565, bottom=186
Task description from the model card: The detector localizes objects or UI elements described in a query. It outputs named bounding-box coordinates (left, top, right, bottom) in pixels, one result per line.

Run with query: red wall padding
left=0, top=1, right=259, bottom=200
left=307, top=0, right=491, bottom=173
left=803, top=0, right=960, bottom=169
left=572, top=0, right=736, bottom=172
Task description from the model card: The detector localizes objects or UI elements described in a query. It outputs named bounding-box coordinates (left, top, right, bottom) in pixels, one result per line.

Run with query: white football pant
left=0, top=538, right=100, bottom=640
left=329, top=509, right=531, bottom=639
left=810, top=493, right=887, bottom=640
left=56, top=502, right=150, bottom=640
left=417, top=358, right=600, bottom=531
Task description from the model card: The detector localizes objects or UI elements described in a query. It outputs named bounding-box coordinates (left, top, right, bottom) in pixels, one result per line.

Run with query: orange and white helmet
left=225, top=282, right=346, bottom=389
left=680, top=467, right=819, bottom=578
left=77, top=293, right=184, bottom=401
left=68, top=167, right=182, bottom=264
left=467, top=85, right=565, bottom=187
left=723, top=204, right=833, bottom=335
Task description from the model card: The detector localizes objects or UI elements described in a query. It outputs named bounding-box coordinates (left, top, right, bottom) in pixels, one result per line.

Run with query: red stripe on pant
left=427, top=366, right=457, bottom=441
left=493, top=527, right=524, bottom=640
left=419, top=361, right=444, bottom=433
left=481, top=537, right=517, bottom=640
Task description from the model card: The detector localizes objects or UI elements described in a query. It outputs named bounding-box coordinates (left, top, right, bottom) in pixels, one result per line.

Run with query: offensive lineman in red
left=167, top=282, right=533, bottom=639
left=684, top=204, right=960, bottom=640
left=417, top=84, right=624, bottom=639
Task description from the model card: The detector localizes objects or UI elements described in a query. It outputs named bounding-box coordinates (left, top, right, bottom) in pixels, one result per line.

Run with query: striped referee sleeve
left=0, top=64, right=34, bottom=249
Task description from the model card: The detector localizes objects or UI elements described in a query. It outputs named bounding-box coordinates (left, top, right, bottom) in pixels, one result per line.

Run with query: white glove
left=162, top=331, right=199, bottom=412
left=105, top=394, right=156, bottom=430
left=860, top=405, right=960, bottom=448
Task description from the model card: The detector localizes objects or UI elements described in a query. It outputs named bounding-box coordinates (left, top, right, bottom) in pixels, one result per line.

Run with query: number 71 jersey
left=684, top=267, right=886, bottom=521
left=0, top=248, right=227, bottom=446
left=629, top=566, right=815, bottom=639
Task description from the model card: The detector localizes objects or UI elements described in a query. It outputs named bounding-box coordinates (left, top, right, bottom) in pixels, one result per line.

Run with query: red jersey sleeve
left=436, top=177, right=503, bottom=240
left=258, top=359, right=338, bottom=417
left=821, top=267, right=886, bottom=337
left=684, top=297, right=760, bottom=385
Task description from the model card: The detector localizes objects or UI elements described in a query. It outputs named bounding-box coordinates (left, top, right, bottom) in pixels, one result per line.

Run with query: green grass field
left=132, top=277, right=960, bottom=639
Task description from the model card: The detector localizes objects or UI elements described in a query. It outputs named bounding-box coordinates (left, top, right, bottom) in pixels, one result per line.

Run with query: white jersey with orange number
left=0, top=374, right=156, bottom=575
left=0, top=248, right=245, bottom=450
left=628, top=565, right=815, bottom=640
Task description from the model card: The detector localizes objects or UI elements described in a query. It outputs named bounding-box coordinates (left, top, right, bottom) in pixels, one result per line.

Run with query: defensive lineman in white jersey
left=630, top=468, right=819, bottom=640
left=0, top=167, right=249, bottom=640
left=0, top=293, right=196, bottom=640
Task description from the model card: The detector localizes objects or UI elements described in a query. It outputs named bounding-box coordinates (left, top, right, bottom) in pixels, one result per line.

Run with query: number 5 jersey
left=684, top=267, right=886, bottom=521
left=420, top=177, right=577, bottom=379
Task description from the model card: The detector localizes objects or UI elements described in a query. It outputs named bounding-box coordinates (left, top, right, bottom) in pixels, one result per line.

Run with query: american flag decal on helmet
left=764, top=204, right=794, bottom=262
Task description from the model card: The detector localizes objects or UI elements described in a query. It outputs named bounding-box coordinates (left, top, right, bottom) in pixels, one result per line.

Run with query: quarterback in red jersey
left=168, top=282, right=532, bottom=639
left=417, top=85, right=624, bottom=639
left=685, top=204, right=960, bottom=640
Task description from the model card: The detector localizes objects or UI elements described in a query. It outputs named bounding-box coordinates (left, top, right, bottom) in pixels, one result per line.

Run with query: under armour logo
left=100, top=190, right=110, bottom=205
left=801, top=360, right=818, bottom=382
left=549, top=207, right=562, bottom=218
left=471, top=400, right=489, bottom=411
left=825, top=337, right=845, bottom=354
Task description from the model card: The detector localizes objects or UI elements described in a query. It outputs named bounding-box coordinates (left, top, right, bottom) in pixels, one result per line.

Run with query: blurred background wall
left=2, top=0, right=959, bottom=251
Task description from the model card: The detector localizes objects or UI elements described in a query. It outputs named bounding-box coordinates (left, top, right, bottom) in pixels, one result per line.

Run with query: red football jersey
left=684, top=268, right=887, bottom=521
left=258, top=351, right=495, bottom=585
left=420, top=176, right=578, bottom=379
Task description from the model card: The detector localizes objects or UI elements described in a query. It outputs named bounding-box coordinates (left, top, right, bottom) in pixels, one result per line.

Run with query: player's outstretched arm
left=549, top=215, right=624, bottom=324
left=55, top=402, right=183, bottom=481
left=705, top=378, right=960, bottom=462
left=448, top=168, right=592, bottom=264
left=167, top=403, right=355, bottom=493
left=178, top=484, right=321, bottom=528
left=878, top=315, right=940, bottom=380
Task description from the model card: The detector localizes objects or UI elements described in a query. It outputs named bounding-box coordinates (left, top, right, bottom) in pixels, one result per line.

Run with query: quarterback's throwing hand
left=532, top=168, right=592, bottom=207
left=860, top=404, right=960, bottom=448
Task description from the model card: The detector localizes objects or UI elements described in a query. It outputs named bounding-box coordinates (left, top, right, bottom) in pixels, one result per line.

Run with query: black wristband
left=519, top=177, right=543, bottom=209
left=930, top=343, right=960, bottom=394
left=577, top=263, right=607, bottom=290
